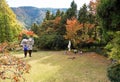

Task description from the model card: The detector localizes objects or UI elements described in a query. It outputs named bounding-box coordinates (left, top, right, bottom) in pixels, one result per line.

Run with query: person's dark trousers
left=28, top=50, right=32, bottom=57
left=24, top=50, right=27, bottom=57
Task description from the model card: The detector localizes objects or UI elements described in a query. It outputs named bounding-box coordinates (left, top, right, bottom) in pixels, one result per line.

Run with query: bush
left=107, top=63, right=120, bottom=82
left=36, top=33, right=67, bottom=50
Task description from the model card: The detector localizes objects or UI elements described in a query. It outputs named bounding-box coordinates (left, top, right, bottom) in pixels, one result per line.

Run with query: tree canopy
left=97, top=0, right=120, bottom=60
left=0, top=0, right=22, bottom=42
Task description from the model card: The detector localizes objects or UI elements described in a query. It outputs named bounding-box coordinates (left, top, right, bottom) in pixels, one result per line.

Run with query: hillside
left=11, top=6, right=67, bottom=28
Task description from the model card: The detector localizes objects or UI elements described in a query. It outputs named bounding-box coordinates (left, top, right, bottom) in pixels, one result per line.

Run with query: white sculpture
left=68, top=40, right=71, bottom=51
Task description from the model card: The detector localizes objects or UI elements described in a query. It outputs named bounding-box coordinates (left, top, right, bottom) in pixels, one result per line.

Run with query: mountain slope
left=11, top=6, right=67, bottom=28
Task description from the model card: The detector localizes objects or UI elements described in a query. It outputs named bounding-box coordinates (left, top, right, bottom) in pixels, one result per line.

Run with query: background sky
left=6, top=0, right=91, bottom=10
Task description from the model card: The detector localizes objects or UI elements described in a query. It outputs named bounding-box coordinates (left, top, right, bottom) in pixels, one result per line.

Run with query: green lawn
left=1, top=51, right=111, bottom=82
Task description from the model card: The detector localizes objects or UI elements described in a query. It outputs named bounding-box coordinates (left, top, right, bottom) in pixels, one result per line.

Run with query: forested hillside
left=12, top=6, right=67, bottom=28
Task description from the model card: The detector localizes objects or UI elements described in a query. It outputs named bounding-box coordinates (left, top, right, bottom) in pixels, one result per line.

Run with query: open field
left=1, top=51, right=111, bottom=82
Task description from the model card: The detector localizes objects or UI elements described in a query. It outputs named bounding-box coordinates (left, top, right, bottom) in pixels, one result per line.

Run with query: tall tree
left=97, top=0, right=120, bottom=31
left=31, top=23, right=39, bottom=34
left=0, top=0, right=22, bottom=42
left=64, top=18, right=82, bottom=48
left=44, top=10, right=51, bottom=20
left=88, top=0, right=100, bottom=41
left=55, top=9, right=61, bottom=17
left=77, top=4, right=89, bottom=43
left=65, top=0, right=77, bottom=19
left=64, top=17, right=95, bottom=48
left=78, top=4, right=88, bottom=24
left=97, top=0, right=120, bottom=60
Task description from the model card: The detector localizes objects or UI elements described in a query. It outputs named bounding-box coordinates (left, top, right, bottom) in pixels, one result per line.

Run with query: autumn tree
left=65, top=17, right=96, bottom=49
left=64, top=18, right=83, bottom=48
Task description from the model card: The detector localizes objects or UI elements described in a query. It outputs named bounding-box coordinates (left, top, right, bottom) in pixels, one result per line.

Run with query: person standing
left=20, top=38, right=28, bottom=58
left=27, top=37, right=34, bottom=57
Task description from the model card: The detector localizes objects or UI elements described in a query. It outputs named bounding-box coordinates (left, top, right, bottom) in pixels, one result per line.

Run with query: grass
left=0, top=51, right=111, bottom=82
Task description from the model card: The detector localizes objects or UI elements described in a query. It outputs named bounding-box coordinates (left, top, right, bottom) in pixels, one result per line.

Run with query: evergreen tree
left=31, top=23, right=40, bottom=35
left=55, top=9, right=61, bottom=17
left=97, top=0, right=120, bottom=60
left=78, top=4, right=88, bottom=24
left=60, top=11, right=65, bottom=16
left=65, top=0, right=77, bottom=19
left=77, top=4, right=88, bottom=43
left=44, top=10, right=51, bottom=20
left=61, top=0, right=77, bottom=24
left=97, top=0, right=120, bottom=31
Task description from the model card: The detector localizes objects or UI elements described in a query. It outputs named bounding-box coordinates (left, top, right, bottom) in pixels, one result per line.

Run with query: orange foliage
left=20, top=29, right=35, bottom=36
left=18, top=29, right=36, bottom=40
left=0, top=42, right=9, bottom=54
left=0, top=47, right=2, bottom=52
left=65, top=18, right=83, bottom=40
left=0, top=42, right=31, bottom=82
left=65, top=18, right=95, bottom=44
left=26, top=30, right=34, bottom=35
left=22, top=29, right=34, bottom=36
left=85, top=23, right=95, bottom=29
left=54, top=17, right=61, bottom=24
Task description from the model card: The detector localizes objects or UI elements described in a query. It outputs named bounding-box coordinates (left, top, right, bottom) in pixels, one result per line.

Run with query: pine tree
left=65, top=0, right=77, bottom=19
left=61, top=0, right=77, bottom=24
left=44, top=10, right=51, bottom=20
left=55, top=9, right=61, bottom=17
left=78, top=4, right=88, bottom=24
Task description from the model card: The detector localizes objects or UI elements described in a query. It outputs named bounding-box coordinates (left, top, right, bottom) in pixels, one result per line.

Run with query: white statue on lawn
left=68, top=40, right=71, bottom=51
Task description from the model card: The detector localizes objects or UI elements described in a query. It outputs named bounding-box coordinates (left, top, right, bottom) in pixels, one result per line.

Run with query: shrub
left=37, top=33, right=67, bottom=50
left=107, top=63, right=120, bottom=82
